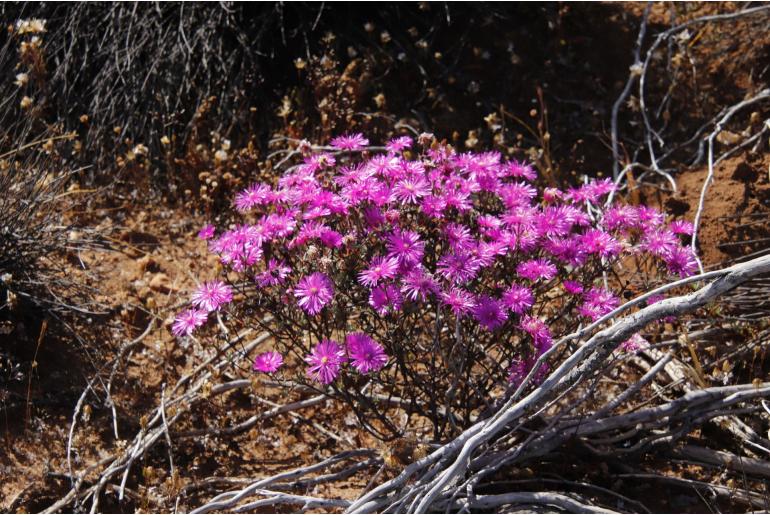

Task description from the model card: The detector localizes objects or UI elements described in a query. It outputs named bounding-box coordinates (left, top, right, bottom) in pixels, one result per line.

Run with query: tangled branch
left=345, top=253, right=770, bottom=513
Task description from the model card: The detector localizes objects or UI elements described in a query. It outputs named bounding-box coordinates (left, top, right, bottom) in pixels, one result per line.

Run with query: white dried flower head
left=214, top=149, right=228, bottom=163
left=15, top=18, right=46, bottom=35
left=305, top=245, right=319, bottom=260
left=14, top=73, right=28, bottom=87
left=298, top=139, right=312, bottom=156
left=132, top=144, right=149, bottom=156
left=20, top=96, right=33, bottom=109
left=160, top=135, right=171, bottom=146
left=417, top=132, right=435, bottom=146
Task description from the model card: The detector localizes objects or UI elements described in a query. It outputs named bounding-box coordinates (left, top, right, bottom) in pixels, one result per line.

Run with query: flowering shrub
left=174, top=133, right=697, bottom=439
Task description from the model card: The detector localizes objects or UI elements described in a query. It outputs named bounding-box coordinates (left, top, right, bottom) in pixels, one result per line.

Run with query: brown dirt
left=3, top=2, right=770, bottom=513
left=664, top=153, right=770, bottom=267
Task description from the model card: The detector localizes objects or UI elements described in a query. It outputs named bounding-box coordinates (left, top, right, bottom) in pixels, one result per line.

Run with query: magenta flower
left=253, top=351, right=284, bottom=373
left=263, top=213, right=297, bottom=239
left=440, top=287, right=476, bottom=317
left=358, top=256, right=399, bottom=287
left=621, top=333, right=648, bottom=352
left=578, top=287, right=620, bottom=321
left=346, top=333, right=388, bottom=374
left=670, top=220, right=694, bottom=236
left=386, top=229, right=425, bottom=265
left=306, top=152, right=336, bottom=170
left=198, top=224, right=216, bottom=240
left=392, top=176, right=430, bottom=204
left=663, top=245, right=698, bottom=277
left=305, top=340, right=346, bottom=384
left=507, top=358, right=528, bottom=386
left=256, top=259, right=291, bottom=287
left=420, top=194, right=447, bottom=218
left=504, top=160, right=537, bottom=181
left=543, top=237, right=586, bottom=267
left=580, top=229, right=621, bottom=258
left=386, top=136, right=413, bottom=153
left=363, top=205, right=385, bottom=228
left=502, top=285, right=534, bottom=314
left=319, top=229, right=344, bottom=248
left=563, top=280, right=584, bottom=295
left=472, top=296, right=508, bottom=331
left=641, top=230, right=678, bottom=257
left=369, top=284, right=403, bottom=315
left=191, top=281, right=233, bottom=312
left=520, top=315, right=552, bottom=353
left=172, top=308, right=208, bottom=337
left=400, top=268, right=438, bottom=302
left=437, top=252, right=480, bottom=284
left=294, top=272, right=334, bottom=315
left=602, top=205, right=640, bottom=231
left=234, top=184, right=271, bottom=212
left=330, top=133, right=369, bottom=151
left=517, top=258, right=557, bottom=282
left=508, top=357, right=549, bottom=387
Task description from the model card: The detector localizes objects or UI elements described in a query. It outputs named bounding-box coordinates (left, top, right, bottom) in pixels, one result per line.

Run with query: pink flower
left=198, top=224, right=215, bottom=240
left=578, top=287, right=620, bottom=321
left=330, top=133, right=369, bottom=151
left=306, top=152, right=336, bottom=170
left=358, top=256, right=400, bottom=287
left=305, top=340, right=346, bottom=384
left=400, top=268, right=438, bottom=302
left=444, top=223, right=474, bottom=251
left=234, top=184, right=271, bottom=212
left=392, top=176, right=430, bottom=204
left=563, top=280, right=584, bottom=295
left=670, top=220, right=694, bottom=236
left=440, top=287, right=476, bottom=317
left=387, top=229, right=425, bottom=266
left=507, top=358, right=529, bottom=386
left=263, top=213, right=297, bottom=239
left=602, top=205, right=640, bottom=231
left=256, top=259, right=291, bottom=287
left=663, top=245, right=698, bottom=277
left=641, top=230, right=678, bottom=257
left=437, top=252, right=480, bottom=284
left=172, top=308, right=208, bottom=336
left=420, top=194, right=447, bottom=218
left=319, top=229, right=344, bottom=248
left=517, top=258, right=557, bottom=282
left=363, top=205, right=386, bottom=229
left=472, top=296, right=508, bottom=331
left=499, top=182, right=537, bottom=208
left=369, top=284, right=403, bottom=315
left=503, top=160, right=537, bottom=181
left=621, top=333, right=648, bottom=352
left=580, top=229, right=621, bottom=258
left=508, top=357, right=549, bottom=387
left=386, top=136, right=413, bottom=153
left=191, top=281, right=233, bottom=312
left=253, top=351, right=284, bottom=373
left=294, top=272, right=334, bottom=315
left=520, top=315, right=552, bottom=353
left=346, top=333, right=388, bottom=374
left=502, top=285, right=534, bottom=314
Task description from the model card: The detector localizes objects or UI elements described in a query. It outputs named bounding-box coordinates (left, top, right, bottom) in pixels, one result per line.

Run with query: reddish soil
left=3, top=2, right=770, bottom=513
left=665, top=154, right=770, bottom=267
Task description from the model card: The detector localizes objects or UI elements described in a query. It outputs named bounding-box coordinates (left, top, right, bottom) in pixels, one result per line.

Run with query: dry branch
left=346, top=253, right=770, bottom=513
